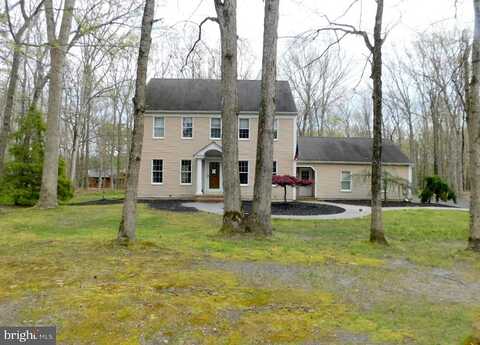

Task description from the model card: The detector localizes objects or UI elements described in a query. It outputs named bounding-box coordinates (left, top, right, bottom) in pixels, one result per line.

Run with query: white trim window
left=181, top=160, right=192, bottom=184
left=210, top=117, right=222, bottom=139
left=239, top=118, right=250, bottom=139
left=153, top=116, right=165, bottom=138
left=341, top=171, right=352, bottom=192
left=273, top=118, right=279, bottom=140
left=152, top=159, right=163, bottom=184
left=239, top=160, right=249, bottom=185
left=182, top=117, right=193, bottom=138
left=272, top=161, right=278, bottom=175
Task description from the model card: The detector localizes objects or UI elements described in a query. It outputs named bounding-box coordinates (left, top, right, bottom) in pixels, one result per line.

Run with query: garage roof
left=297, top=137, right=410, bottom=164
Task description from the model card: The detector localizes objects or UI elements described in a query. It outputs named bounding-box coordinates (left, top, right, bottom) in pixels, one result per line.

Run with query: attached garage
left=296, top=137, right=412, bottom=200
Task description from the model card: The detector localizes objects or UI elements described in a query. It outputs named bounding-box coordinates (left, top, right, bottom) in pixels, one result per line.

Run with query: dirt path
left=202, top=256, right=480, bottom=318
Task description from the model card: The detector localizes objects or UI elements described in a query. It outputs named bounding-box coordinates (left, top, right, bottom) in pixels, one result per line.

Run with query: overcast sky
left=155, top=0, right=474, bottom=79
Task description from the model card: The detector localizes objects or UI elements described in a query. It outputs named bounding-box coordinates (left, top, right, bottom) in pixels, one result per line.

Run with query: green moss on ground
left=0, top=192, right=478, bottom=344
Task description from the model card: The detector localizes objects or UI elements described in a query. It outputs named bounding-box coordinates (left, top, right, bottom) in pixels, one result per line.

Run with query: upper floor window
left=239, top=161, right=249, bottom=185
left=239, top=118, right=250, bottom=139
left=341, top=171, right=352, bottom=192
left=182, top=117, right=193, bottom=138
left=210, top=118, right=222, bottom=139
left=273, top=118, right=279, bottom=140
left=272, top=161, right=278, bottom=175
left=152, top=159, right=163, bottom=184
left=153, top=117, right=165, bottom=138
left=181, top=160, right=192, bottom=184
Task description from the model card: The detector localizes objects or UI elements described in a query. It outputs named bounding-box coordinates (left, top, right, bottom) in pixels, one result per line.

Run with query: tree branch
left=181, top=16, right=218, bottom=72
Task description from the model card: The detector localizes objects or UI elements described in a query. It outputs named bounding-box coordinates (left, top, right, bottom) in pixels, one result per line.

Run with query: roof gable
left=145, top=79, right=297, bottom=113
left=297, top=137, right=410, bottom=164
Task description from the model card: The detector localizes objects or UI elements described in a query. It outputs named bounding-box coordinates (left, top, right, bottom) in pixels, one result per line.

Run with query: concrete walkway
left=182, top=201, right=469, bottom=220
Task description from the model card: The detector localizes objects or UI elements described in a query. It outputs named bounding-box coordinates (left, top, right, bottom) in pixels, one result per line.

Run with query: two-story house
left=138, top=78, right=412, bottom=201
left=138, top=79, right=297, bottom=201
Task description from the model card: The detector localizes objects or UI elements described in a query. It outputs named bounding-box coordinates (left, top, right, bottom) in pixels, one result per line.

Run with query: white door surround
left=193, top=142, right=223, bottom=196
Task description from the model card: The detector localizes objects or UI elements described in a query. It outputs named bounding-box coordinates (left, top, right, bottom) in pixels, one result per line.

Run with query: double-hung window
left=153, top=116, right=165, bottom=138
left=341, top=171, right=352, bottom=192
left=210, top=118, right=221, bottom=139
left=152, top=159, right=163, bottom=184
left=181, top=160, right=192, bottom=184
left=239, top=118, right=250, bottom=139
left=273, top=118, right=279, bottom=140
left=182, top=117, right=193, bottom=138
left=239, top=161, right=249, bottom=185
left=272, top=161, right=278, bottom=175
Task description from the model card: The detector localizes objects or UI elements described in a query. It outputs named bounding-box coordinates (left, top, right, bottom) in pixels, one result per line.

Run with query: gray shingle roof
left=145, top=79, right=297, bottom=113
left=297, top=137, right=411, bottom=164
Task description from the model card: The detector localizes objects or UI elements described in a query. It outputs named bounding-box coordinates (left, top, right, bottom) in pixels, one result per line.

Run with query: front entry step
left=194, top=195, right=224, bottom=202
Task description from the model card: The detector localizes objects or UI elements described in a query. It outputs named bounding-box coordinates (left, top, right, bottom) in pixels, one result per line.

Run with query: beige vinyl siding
left=297, top=163, right=410, bottom=200
left=138, top=114, right=296, bottom=201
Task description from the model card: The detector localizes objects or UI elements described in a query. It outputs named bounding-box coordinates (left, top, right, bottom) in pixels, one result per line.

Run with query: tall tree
left=214, top=0, right=244, bottom=233
left=117, top=0, right=155, bottom=243
left=369, top=0, right=387, bottom=244
left=37, top=0, right=76, bottom=208
left=246, top=0, right=280, bottom=235
left=468, top=0, right=480, bottom=251
left=0, top=0, right=44, bottom=177
left=317, top=0, right=387, bottom=244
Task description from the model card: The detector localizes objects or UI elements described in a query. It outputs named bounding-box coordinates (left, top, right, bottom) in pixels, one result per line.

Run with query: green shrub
left=419, top=175, right=456, bottom=204
left=0, top=107, right=73, bottom=206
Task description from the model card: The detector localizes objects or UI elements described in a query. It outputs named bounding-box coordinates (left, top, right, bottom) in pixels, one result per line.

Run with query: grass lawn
left=0, top=192, right=478, bottom=344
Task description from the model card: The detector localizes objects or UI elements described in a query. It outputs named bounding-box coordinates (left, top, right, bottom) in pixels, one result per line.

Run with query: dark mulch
left=142, top=199, right=199, bottom=213
left=69, top=198, right=345, bottom=215
left=68, top=198, right=124, bottom=206
left=323, top=199, right=458, bottom=208
left=242, top=201, right=345, bottom=216
left=69, top=198, right=199, bottom=212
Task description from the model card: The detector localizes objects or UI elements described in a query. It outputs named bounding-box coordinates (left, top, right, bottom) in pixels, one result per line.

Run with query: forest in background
left=0, top=0, right=472, bottom=195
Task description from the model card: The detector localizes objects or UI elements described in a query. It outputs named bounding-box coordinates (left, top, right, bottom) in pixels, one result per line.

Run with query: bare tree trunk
left=83, top=115, right=90, bottom=189
left=370, top=0, right=388, bottom=245
left=38, top=0, right=75, bottom=208
left=214, top=0, right=244, bottom=233
left=70, top=64, right=92, bottom=186
left=464, top=33, right=472, bottom=192
left=117, top=0, right=155, bottom=243
left=70, top=116, right=80, bottom=183
left=430, top=95, right=440, bottom=176
left=116, top=107, right=122, bottom=189
left=246, top=0, right=280, bottom=236
left=0, top=0, right=43, bottom=176
left=30, top=48, right=48, bottom=109
left=110, top=97, right=117, bottom=190
left=407, top=111, right=416, bottom=191
left=468, top=0, right=480, bottom=251
left=0, top=50, right=22, bottom=176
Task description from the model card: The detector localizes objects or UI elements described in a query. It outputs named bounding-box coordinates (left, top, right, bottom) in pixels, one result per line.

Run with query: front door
left=209, top=162, right=220, bottom=190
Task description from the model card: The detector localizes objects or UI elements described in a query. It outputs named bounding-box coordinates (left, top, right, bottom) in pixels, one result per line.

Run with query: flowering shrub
left=272, top=175, right=313, bottom=203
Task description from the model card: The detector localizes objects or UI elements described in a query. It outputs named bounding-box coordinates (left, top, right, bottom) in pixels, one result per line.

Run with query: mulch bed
left=323, top=199, right=458, bottom=208
left=68, top=198, right=124, bottom=206
left=69, top=198, right=199, bottom=212
left=69, top=198, right=346, bottom=215
left=242, top=201, right=345, bottom=216
left=142, top=199, right=199, bottom=213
